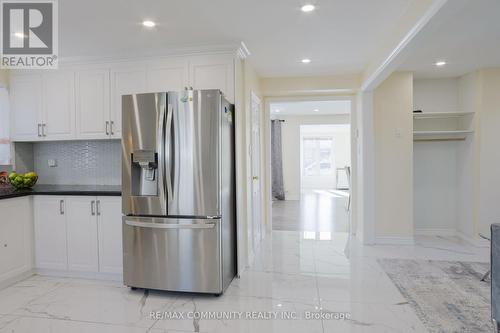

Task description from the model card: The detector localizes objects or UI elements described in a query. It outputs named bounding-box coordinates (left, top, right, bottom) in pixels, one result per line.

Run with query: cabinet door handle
left=110, top=121, right=114, bottom=135
left=96, top=200, right=101, bottom=216
left=59, top=200, right=64, bottom=215
left=42, top=123, right=46, bottom=137
left=91, top=200, right=96, bottom=216
left=37, top=124, right=42, bottom=137
left=105, top=121, right=110, bottom=135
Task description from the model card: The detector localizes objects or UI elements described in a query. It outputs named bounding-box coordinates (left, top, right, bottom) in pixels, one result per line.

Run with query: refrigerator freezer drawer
left=122, top=216, right=222, bottom=294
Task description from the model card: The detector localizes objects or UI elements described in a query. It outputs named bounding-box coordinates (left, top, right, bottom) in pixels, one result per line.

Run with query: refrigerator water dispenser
left=131, top=150, right=158, bottom=196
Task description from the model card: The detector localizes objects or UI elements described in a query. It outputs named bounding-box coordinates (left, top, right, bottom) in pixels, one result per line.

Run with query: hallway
left=272, top=190, right=349, bottom=232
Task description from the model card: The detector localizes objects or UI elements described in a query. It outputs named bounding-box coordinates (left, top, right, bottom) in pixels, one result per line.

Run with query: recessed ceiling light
left=275, top=109, right=281, bottom=113
left=313, top=109, right=319, bottom=112
left=301, top=58, right=311, bottom=64
left=14, top=32, right=25, bottom=38
left=435, top=61, right=446, bottom=67
left=142, top=20, right=156, bottom=28
left=301, top=4, right=316, bottom=12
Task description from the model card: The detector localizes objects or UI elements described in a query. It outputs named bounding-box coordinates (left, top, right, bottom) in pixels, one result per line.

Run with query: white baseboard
left=375, top=236, right=415, bottom=245
left=415, top=228, right=490, bottom=248
left=456, top=231, right=490, bottom=248
left=36, top=269, right=123, bottom=282
left=415, top=228, right=456, bottom=237
left=0, top=269, right=35, bottom=291
left=0, top=269, right=124, bottom=291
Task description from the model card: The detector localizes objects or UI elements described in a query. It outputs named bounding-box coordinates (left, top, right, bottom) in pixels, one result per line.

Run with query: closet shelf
left=413, top=112, right=474, bottom=119
left=413, top=130, right=473, bottom=141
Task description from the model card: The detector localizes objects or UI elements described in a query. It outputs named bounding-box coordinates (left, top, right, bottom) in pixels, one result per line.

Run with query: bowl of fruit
left=8, top=171, right=38, bottom=190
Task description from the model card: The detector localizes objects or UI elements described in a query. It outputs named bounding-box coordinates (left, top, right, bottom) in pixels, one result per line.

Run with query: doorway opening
left=269, top=99, right=351, bottom=235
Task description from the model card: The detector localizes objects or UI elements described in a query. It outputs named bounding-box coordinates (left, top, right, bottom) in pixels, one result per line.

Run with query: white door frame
left=263, top=95, right=356, bottom=233
left=249, top=91, right=264, bottom=260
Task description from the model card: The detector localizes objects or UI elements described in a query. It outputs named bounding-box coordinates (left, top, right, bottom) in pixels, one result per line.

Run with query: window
left=302, top=137, right=334, bottom=176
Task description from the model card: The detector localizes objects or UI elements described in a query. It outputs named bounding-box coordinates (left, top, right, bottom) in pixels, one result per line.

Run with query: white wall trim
left=375, top=236, right=415, bottom=245
left=414, top=228, right=456, bottom=237
left=263, top=97, right=273, bottom=235
left=359, top=91, right=376, bottom=244
left=233, top=56, right=248, bottom=277
left=264, top=89, right=356, bottom=97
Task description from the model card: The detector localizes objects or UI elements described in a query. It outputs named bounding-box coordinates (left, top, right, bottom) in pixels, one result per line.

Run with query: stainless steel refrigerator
left=121, top=89, right=236, bottom=295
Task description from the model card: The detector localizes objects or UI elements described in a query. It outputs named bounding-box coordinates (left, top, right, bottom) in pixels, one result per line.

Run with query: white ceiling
left=58, top=0, right=413, bottom=77
left=270, top=100, right=351, bottom=116
left=398, top=0, right=500, bottom=78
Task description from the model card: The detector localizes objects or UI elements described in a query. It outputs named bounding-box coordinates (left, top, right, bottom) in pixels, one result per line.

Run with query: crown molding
left=236, top=42, right=251, bottom=59
left=57, top=42, right=250, bottom=66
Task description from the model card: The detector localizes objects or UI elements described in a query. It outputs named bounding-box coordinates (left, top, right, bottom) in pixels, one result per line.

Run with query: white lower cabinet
left=34, top=196, right=68, bottom=270
left=97, top=197, right=123, bottom=274
left=65, top=197, right=99, bottom=272
left=0, top=197, right=34, bottom=284
left=33, top=195, right=122, bottom=276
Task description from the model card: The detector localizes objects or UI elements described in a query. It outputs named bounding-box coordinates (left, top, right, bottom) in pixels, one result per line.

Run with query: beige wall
left=279, top=115, right=350, bottom=200
left=476, top=69, right=500, bottom=236
left=261, top=74, right=360, bottom=97
left=454, top=68, right=500, bottom=240
left=373, top=72, right=413, bottom=240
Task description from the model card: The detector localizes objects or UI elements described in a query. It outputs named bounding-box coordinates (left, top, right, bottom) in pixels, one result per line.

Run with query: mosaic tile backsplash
left=33, top=140, right=121, bottom=185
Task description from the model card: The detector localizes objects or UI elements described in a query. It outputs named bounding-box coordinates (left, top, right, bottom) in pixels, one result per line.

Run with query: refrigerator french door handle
left=157, top=100, right=167, bottom=212
left=125, top=220, right=215, bottom=229
left=165, top=103, right=174, bottom=202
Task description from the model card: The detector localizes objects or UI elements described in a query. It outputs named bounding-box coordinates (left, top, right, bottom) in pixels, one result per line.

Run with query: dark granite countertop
left=0, top=184, right=121, bottom=200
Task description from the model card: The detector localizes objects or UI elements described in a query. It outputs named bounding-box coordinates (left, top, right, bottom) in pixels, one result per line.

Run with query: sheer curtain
left=271, top=120, right=285, bottom=200
left=0, top=86, right=11, bottom=165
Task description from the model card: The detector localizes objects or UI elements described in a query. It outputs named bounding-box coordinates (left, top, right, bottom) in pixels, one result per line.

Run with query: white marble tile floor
left=0, top=231, right=489, bottom=333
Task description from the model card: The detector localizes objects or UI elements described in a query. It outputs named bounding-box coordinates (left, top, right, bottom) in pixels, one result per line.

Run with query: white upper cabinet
left=10, top=74, right=43, bottom=141
left=42, top=71, right=76, bottom=140
left=10, top=52, right=237, bottom=142
left=111, top=66, right=148, bottom=139
left=75, top=69, right=110, bottom=139
left=189, top=54, right=235, bottom=103
left=147, top=58, right=188, bottom=92
left=10, top=71, right=75, bottom=141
